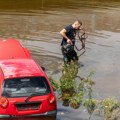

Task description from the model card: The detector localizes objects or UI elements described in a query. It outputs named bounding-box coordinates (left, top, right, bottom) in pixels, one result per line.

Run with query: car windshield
left=2, top=77, right=51, bottom=98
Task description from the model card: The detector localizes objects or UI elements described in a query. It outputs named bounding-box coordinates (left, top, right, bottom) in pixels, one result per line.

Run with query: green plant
left=84, top=99, right=96, bottom=114
left=84, top=99, right=97, bottom=120
left=83, top=71, right=95, bottom=99
left=59, top=62, right=78, bottom=100
left=58, top=62, right=96, bottom=111
left=49, top=76, right=59, bottom=91
left=49, top=61, right=120, bottom=119
left=69, top=92, right=83, bottom=109
left=101, top=97, right=119, bottom=120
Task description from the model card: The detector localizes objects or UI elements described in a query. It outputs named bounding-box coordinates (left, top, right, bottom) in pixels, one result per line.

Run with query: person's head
left=72, top=20, right=82, bottom=30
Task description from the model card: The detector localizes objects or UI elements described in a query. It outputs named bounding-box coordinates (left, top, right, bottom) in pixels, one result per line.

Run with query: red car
left=0, top=39, right=57, bottom=120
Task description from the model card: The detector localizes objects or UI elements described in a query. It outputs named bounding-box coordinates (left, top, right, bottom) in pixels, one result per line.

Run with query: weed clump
left=49, top=62, right=120, bottom=120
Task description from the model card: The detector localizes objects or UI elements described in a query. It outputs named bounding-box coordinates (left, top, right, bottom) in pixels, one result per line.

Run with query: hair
left=74, top=20, right=82, bottom=25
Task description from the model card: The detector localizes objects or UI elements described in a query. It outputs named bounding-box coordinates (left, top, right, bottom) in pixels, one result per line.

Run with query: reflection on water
left=0, top=0, right=120, bottom=119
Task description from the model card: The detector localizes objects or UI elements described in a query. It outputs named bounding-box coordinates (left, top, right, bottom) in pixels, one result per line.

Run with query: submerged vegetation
left=49, top=62, right=120, bottom=120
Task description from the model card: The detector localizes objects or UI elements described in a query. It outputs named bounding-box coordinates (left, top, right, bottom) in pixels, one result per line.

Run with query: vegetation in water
left=100, top=97, right=120, bottom=120
left=49, top=62, right=120, bottom=120
left=84, top=98, right=97, bottom=119
left=49, top=76, right=59, bottom=91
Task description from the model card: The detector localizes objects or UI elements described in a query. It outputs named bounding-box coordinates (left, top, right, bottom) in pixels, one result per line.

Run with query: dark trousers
left=61, top=47, right=78, bottom=64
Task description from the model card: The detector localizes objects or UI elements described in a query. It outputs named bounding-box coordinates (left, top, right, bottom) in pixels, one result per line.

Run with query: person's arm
left=60, top=29, right=72, bottom=45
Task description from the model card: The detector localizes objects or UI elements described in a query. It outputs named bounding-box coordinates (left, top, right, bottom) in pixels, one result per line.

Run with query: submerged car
left=0, top=39, right=57, bottom=120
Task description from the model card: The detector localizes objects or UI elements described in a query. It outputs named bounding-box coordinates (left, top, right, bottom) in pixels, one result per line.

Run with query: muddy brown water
left=0, top=0, right=120, bottom=119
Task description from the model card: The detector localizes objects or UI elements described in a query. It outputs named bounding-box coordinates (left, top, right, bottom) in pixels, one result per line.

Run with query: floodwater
left=0, top=0, right=120, bottom=119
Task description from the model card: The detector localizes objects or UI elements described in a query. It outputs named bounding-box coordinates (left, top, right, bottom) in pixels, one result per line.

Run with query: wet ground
left=0, top=0, right=120, bottom=119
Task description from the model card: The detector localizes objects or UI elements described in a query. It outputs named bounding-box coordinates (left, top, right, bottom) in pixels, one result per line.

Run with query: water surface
left=0, top=0, right=120, bottom=119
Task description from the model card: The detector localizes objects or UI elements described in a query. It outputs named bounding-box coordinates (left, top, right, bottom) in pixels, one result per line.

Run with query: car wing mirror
left=41, top=66, right=45, bottom=71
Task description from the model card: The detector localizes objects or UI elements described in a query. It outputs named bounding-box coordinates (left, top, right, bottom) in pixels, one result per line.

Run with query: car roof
left=0, top=59, right=45, bottom=79
left=0, top=39, right=30, bottom=60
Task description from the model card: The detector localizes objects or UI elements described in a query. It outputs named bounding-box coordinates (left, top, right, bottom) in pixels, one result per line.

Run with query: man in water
left=60, top=20, right=82, bottom=64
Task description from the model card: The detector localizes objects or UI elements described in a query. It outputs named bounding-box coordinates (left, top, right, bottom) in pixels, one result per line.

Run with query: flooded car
left=0, top=39, right=57, bottom=120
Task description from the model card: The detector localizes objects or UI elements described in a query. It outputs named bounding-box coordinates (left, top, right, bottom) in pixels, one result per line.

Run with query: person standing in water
left=60, top=20, right=83, bottom=64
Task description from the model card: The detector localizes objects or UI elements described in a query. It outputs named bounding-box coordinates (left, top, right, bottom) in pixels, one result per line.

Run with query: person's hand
left=67, top=39, right=73, bottom=45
